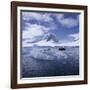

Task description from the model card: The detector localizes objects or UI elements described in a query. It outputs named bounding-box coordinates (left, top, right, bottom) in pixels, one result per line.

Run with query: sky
left=21, top=10, right=80, bottom=45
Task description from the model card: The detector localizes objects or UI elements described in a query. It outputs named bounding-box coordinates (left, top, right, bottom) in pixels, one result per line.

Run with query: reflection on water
left=21, top=46, right=79, bottom=78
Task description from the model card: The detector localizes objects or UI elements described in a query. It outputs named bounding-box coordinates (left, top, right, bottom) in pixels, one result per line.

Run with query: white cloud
left=22, top=24, right=47, bottom=39
left=22, top=12, right=79, bottom=28
left=22, top=12, right=53, bottom=22
left=22, top=22, right=57, bottom=47
left=60, top=18, right=78, bottom=28
left=69, top=33, right=79, bottom=41
left=56, top=14, right=79, bottom=28
left=22, top=23, right=55, bottom=47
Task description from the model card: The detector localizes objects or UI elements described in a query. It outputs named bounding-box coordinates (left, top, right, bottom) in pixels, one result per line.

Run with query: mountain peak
left=43, top=33, right=59, bottom=43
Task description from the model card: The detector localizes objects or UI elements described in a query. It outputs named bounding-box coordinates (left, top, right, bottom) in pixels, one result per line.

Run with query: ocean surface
left=21, top=46, right=79, bottom=78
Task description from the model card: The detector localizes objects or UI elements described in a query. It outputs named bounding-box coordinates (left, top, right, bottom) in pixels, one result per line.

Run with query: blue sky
left=21, top=10, right=80, bottom=43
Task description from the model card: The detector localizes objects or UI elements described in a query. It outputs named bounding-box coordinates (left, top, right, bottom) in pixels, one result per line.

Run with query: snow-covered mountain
left=43, top=33, right=59, bottom=43
left=22, top=33, right=79, bottom=61
left=23, top=33, right=79, bottom=47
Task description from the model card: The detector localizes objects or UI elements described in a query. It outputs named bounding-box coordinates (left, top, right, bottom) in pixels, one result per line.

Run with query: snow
left=22, top=33, right=79, bottom=47
left=23, top=39, right=79, bottom=47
